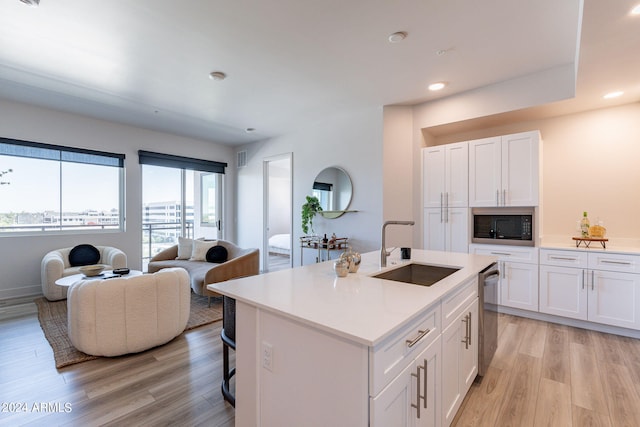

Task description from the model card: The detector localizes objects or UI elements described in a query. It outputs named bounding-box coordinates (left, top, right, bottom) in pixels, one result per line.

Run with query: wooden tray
left=572, top=237, right=608, bottom=249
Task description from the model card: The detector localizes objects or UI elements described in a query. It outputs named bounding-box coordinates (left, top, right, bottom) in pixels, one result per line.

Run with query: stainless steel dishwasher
left=478, top=263, right=500, bottom=376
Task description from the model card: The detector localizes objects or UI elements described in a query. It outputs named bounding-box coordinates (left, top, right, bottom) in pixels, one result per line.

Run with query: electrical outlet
left=262, top=342, right=273, bottom=372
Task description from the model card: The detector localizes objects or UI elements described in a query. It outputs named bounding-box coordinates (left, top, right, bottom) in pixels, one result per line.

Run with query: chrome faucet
left=380, top=220, right=415, bottom=267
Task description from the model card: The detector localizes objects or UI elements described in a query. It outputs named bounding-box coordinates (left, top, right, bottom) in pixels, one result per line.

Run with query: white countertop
left=208, top=249, right=496, bottom=347
left=540, top=241, right=640, bottom=255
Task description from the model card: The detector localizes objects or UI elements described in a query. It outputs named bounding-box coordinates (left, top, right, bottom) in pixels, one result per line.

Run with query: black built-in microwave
left=472, top=207, right=534, bottom=246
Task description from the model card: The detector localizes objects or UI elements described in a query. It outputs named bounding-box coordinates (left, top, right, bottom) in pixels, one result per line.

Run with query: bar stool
left=221, top=296, right=236, bottom=407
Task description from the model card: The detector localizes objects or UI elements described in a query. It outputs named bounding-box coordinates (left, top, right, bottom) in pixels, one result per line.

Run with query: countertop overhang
left=208, top=249, right=496, bottom=347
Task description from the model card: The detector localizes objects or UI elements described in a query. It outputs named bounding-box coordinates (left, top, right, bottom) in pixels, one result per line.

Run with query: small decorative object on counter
left=333, top=258, right=349, bottom=277
left=580, top=211, right=590, bottom=237
left=589, top=223, right=606, bottom=238
left=340, top=248, right=361, bottom=273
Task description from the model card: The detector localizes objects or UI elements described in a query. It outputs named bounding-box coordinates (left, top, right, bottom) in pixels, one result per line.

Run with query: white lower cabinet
left=469, top=244, right=539, bottom=312
left=442, top=298, right=478, bottom=427
left=371, top=336, right=441, bottom=427
left=540, top=249, right=640, bottom=329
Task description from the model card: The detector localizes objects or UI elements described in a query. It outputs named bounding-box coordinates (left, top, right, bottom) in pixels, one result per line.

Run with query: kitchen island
left=208, top=249, right=495, bottom=426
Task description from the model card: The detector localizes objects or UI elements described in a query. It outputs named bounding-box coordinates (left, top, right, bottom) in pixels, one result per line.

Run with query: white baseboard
left=496, top=305, right=640, bottom=339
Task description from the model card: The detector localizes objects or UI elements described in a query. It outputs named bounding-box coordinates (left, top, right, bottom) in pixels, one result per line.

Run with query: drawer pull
left=600, top=259, right=632, bottom=266
left=549, top=256, right=578, bottom=261
left=406, top=329, right=430, bottom=348
left=491, top=252, right=512, bottom=256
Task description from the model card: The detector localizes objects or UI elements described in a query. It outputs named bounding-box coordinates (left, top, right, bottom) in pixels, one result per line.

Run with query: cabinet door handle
left=440, top=193, right=444, bottom=223
left=406, top=329, right=430, bottom=348
left=496, top=189, right=500, bottom=206
left=503, top=189, right=506, bottom=206
left=445, top=192, right=449, bottom=223
left=422, top=358, right=428, bottom=409
left=591, top=270, right=595, bottom=291
left=468, top=311, right=472, bottom=346
left=461, top=315, right=469, bottom=349
left=581, top=269, right=585, bottom=290
left=411, top=366, right=423, bottom=419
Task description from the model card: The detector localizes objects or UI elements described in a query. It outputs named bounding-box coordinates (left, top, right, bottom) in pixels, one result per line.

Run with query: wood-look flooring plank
left=533, top=378, right=572, bottom=427
left=569, top=341, right=609, bottom=414
left=572, top=404, right=612, bottom=427
left=450, top=365, right=510, bottom=427
left=599, top=361, right=640, bottom=427
left=494, top=353, right=542, bottom=427
left=542, top=323, right=570, bottom=384
left=517, top=318, right=547, bottom=358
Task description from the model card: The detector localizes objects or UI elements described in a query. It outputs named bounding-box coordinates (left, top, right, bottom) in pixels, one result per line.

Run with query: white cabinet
left=371, top=336, right=441, bottom=427
left=440, top=277, right=478, bottom=427
left=423, top=207, right=469, bottom=253
left=539, top=249, right=640, bottom=329
left=423, top=143, right=469, bottom=254
left=423, top=142, right=468, bottom=208
left=442, top=299, right=478, bottom=427
left=470, top=244, right=539, bottom=312
left=469, top=131, right=540, bottom=207
left=539, top=250, right=588, bottom=320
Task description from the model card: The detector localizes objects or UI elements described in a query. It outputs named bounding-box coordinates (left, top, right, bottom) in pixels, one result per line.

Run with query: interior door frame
left=262, top=153, right=293, bottom=271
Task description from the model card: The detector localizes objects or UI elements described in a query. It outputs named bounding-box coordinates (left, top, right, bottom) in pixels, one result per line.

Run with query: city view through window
left=0, top=155, right=121, bottom=232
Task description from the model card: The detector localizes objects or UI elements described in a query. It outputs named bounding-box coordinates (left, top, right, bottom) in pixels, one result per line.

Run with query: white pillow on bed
left=190, top=240, right=218, bottom=261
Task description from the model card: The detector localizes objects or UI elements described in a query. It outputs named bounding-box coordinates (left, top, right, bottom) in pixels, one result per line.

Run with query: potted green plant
left=301, top=195, right=322, bottom=235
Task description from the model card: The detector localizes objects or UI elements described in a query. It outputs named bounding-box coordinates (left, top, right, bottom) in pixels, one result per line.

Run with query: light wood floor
left=0, top=313, right=235, bottom=426
left=2, top=310, right=640, bottom=426
left=453, top=313, right=640, bottom=427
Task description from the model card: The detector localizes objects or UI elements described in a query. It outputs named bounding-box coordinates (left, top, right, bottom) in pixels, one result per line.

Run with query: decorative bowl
left=79, top=265, right=105, bottom=277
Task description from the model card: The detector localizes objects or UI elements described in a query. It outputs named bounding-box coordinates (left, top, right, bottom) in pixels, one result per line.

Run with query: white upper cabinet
left=469, top=131, right=541, bottom=207
left=423, top=142, right=468, bottom=208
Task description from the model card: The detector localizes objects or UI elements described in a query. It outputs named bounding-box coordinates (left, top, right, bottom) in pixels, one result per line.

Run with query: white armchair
left=41, top=245, right=127, bottom=301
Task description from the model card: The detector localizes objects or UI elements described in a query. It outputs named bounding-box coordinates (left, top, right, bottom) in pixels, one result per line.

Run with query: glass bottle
left=580, top=211, right=590, bottom=237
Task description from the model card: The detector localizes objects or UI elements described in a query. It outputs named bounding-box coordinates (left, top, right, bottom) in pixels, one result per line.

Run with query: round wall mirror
left=312, top=166, right=353, bottom=219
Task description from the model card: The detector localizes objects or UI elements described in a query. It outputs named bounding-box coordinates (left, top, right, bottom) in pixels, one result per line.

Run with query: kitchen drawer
left=469, top=244, right=538, bottom=264
left=588, top=252, right=640, bottom=274
left=540, top=249, right=588, bottom=268
left=369, top=303, right=440, bottom=397
left=442, top=276, right=478, bottom=329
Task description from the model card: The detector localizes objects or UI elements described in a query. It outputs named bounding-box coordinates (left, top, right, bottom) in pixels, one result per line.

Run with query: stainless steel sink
left=373, top=263, right=460, bottom=287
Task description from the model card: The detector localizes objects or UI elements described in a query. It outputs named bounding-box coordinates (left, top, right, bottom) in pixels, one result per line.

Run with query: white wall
left=236, top=106, right=384, bottom=268
left=0, top=99, right=234, bottom=299
left=383, top=106, right=418, bottom=249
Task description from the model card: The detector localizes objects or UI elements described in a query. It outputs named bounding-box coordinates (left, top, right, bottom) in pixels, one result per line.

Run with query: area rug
left=34, top=294, right=222, bottom=369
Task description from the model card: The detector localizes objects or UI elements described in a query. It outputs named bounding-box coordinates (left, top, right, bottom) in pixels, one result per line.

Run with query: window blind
left=138, top=150, right=227, bottom=174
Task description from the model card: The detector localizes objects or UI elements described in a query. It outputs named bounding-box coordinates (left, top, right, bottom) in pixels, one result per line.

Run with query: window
left=0, top=137, right=124, bottom=234
left=139, top=151, right=226, bottom=269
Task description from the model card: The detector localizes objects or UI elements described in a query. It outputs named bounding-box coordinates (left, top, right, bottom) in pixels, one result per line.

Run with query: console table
left=300, top=236, right=348, bottom=265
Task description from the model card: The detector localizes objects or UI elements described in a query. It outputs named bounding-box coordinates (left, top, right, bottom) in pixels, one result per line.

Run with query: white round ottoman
left=67, top=268, right=191, bottom=357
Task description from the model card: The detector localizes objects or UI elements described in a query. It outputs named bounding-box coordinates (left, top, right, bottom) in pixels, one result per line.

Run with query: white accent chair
left=67, top=267, right=190, bottom=357
left=41, top=245, right=127, bottom=301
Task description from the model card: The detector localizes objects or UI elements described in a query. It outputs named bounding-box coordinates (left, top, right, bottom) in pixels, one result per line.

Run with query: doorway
left=263, top=154, right=292, bottom=272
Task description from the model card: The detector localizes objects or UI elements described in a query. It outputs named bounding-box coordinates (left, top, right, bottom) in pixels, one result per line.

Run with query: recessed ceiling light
left=209, top=71, right=227, bottom=81
left=388, top=32, right=408, bottom=43
left=19, top=0, right=39, bottom=6
left=631, top=4, right=640, bottom=15
left=428, top=82, right=447, bottom=91
left=603, top=91, right=624, bottom=99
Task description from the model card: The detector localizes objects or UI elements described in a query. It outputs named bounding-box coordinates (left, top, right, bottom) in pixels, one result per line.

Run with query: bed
left=268, top=233, right=291, bottom=256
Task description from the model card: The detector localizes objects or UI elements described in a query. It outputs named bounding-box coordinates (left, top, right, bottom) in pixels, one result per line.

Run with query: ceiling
left=0, top=0, right=638, bottom=145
